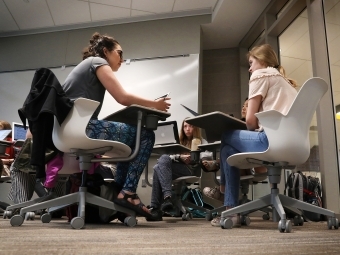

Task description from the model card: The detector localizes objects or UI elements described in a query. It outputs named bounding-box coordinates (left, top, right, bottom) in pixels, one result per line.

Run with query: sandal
left=113, top=191, right=154, bottom=218
left=200, top=160, right=220, bottom=172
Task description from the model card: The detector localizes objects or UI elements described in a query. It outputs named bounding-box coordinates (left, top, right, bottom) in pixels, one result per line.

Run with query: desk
left=186, top=112, right=246, bottom=142
left=198, top=141, right=221, bottom=152
left=152, top=144, right=190, bottom=155
left=103, top=104, right=170, bottom=128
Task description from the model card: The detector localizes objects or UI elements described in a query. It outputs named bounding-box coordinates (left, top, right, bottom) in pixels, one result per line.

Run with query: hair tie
left=274, top=64, right=280, bottom=68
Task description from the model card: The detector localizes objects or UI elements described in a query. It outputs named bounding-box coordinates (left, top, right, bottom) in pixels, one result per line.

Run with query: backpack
left=284, top=171, right=322, bottom=221
left=181, top=188, right=216, bottom=218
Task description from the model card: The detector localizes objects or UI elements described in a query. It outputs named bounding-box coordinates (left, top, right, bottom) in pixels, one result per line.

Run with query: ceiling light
left=336, top=105, right=340, bottom=120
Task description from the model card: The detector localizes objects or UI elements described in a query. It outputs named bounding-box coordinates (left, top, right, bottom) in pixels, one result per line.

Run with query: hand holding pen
left=154, top=92, right=171, bottom=112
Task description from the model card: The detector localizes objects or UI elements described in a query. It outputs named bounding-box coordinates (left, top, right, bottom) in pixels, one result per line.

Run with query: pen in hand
left=154, top=92, right=170, bottom=101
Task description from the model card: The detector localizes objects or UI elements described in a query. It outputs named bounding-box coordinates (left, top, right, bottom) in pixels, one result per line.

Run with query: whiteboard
left=0, top=54, right=199, bottom=131
left=99, top=54, right=199, bottom=128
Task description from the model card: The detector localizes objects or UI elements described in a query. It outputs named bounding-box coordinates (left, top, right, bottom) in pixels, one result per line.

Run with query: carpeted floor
left=1, top=215, right=340, bottom=255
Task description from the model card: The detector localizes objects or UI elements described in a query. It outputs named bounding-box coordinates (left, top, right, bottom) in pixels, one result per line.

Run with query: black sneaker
left=145, top=207, right=163, bottom=221
left=160, top=197, right=174, bottom=212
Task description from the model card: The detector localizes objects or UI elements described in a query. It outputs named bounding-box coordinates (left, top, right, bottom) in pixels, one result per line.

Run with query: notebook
left=154, top=121, right=180, bottom=146
left=12, top=122, right=27, bottom=141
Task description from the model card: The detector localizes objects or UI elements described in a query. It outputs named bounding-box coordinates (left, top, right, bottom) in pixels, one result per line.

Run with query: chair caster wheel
left=182, top=213, right=192, bottom=221
left=328, top=217, right=339, bottom=229
left=124, top=216, right=137, bottom=227
left=241, top=216, right=251, bottom=226
left=71, top=217, right=85, bottom=229
left=25, top=212, right=35, bottom=221
left=262, top=214, right=270, bottom=220
left=3, top=210, right=12, bottom=219
left=278, top=220, right=292, bottom=233
left=293, top=215, right=304, bottom=226
left=41, top=213, right=52, bottom=223
left=220, top=217, right=233, bottom=229
left=10, top=215, right=24, bottom=227
left=205, top=212, right=213, bottom=221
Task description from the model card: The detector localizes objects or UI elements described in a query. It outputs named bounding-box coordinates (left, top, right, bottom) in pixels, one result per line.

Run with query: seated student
left=0, top=120, right=14, bottom=177
left=8, top=128, right=50, bottom=203
left=211, top=44, right=297, bottom=227
left=62, top=32, right=170, bottom=218
left=147, top=118, right=206, bottom=221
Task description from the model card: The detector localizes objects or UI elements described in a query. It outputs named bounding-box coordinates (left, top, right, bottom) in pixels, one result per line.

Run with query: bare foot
left=202, top=160, right=220, bottom=171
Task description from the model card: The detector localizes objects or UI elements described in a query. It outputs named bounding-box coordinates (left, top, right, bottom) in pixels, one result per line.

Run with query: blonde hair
left=247, top=44, right=297, bottom=88
left=179, top=118, right=202, bottom=149
left=0, top=120, right=11, bottom=130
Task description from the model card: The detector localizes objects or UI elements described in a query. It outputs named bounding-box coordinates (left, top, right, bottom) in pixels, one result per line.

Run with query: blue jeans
left=220, top=129, right=269, bottom=207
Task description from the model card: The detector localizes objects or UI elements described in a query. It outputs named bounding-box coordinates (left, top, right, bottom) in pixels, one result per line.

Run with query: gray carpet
left=0, top=216, right=340, bottom=255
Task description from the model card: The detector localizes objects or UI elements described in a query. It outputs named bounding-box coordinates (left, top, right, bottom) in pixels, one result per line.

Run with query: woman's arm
left=246, top=95, right=262, bottom=131
left=96, top=65, right=170, bottom=112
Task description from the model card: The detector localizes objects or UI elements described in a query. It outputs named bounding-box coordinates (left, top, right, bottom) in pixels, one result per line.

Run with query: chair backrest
left=254, top=77, right=328, bottom=166
left=52, top=98, right=131, bottom=158
left=228, top=77, right=328, bottom=169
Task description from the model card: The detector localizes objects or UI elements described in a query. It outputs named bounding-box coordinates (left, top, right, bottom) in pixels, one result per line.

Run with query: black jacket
left=18, top=68, right=73, bottom=178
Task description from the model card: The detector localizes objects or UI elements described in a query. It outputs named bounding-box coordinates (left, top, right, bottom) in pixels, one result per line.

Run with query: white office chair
left=219, top=77, right=339, bottom=232
left=9, top=98, right=153, bottom=229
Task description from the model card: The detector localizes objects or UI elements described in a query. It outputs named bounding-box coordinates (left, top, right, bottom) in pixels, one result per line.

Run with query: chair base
left=204, top=180, right=271, bottom=221
left=9, top=187, right=136, bottom=229
left=3, top=192, right=57, bottom=219
left=220, top=166, right=339, bottom=232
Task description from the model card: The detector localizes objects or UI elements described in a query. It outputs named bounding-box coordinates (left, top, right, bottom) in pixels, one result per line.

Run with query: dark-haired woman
left=62, top=32, right=171, bottom=218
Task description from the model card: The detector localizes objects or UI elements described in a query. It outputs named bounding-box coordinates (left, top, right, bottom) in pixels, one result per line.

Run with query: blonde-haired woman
left=211, top=44, right=297, bottom=227
left=148, top=119, right=206, bottom=221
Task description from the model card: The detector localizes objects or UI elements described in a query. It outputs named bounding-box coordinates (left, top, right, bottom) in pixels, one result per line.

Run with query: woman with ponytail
left=63, top=32, right=171, bottom=219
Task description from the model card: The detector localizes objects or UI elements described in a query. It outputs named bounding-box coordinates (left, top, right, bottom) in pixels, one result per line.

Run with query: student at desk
left=62, top=32, right=171, bottom=218
left=210, top=44, right=298, bottom=227
left=147, top=119, right=206, bottom=221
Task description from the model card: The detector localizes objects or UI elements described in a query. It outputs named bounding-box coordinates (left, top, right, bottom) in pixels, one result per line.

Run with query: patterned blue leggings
left=86, top=119, right=155, bottom=193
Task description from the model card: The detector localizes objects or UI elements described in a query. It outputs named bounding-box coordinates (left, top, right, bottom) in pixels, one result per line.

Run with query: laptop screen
left=154, top=121, right=180, bottom=145
left=12, top=122, right=27, bottom=141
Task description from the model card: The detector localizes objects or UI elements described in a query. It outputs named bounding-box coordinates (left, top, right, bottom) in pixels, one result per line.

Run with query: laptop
left=0, top=130, right=11, bottom=140
left=12, top=122, right=27, bottom=141
left=154, top=121, right=180, bottom=146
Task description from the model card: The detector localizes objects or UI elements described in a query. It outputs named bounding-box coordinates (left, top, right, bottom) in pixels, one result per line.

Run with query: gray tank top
left=63, top=57, right=108, bottom=119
